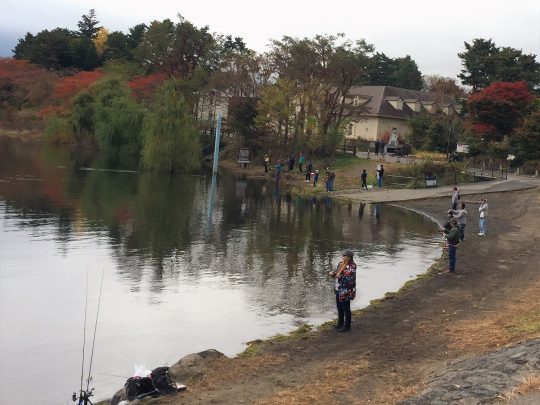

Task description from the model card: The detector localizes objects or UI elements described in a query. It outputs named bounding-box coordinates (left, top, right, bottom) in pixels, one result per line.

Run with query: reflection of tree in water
left=1, top=139, right=439, bottom=317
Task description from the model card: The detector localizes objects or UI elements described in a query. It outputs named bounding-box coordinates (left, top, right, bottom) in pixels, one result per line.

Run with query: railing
left=471, top=168, right=508, bottom=182
left=385, top=174, right=416, bottom=188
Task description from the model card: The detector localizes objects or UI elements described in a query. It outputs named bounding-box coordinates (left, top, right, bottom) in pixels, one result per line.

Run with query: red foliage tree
left=128, top=72, right=167, bottom=102
left=53, top=70, right=104, bottom=100
left=0, top=57, right=58, bottom=109
left=467, top=81, right=533, bottom=140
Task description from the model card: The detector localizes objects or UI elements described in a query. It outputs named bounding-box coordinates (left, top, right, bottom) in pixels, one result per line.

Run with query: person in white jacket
left=478, top=198, right=488, bottom=236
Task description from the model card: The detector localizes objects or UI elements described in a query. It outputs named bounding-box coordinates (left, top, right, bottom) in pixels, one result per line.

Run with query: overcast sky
left=1, top=0, right=539, bottom=79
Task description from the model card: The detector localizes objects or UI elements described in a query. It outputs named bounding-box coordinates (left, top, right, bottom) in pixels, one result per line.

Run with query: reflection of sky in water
left=0, top=138, right=441, bottom=404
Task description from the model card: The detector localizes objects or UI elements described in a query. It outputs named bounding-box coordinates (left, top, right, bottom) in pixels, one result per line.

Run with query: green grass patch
left=505, top=310, right=540, bottom=336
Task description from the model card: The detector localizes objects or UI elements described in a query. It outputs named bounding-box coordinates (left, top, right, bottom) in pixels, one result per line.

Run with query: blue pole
left=212, top=113, right=222, bottom=174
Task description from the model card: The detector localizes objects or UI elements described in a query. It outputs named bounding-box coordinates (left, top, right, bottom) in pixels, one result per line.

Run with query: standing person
left=376, top=165, right=384, bottom=188
left=443, top=210, right=455, bottom=233
left=298, top=153, right=305, bottom=173
left=288, top=154, right=295, bottom=172
left=443, top=218, right=460, bottom=273
left=451, top=186, right=460, bottom=210
left=328, top=250, right=357, bottom=332
left=306, top=160, right=313, bottom=182
left=313, top=170, right=319, bottom=187
left=328, top=171, right=336, bottom=193
left=264, top=153, right=270, bottom=173
left=324, top=168, right=330, bottom=192
left=452, top=203, right=468, bottom=241
left=274, top=160, right=282, bottom=181
left=374, top=141, right=379, bottom=155
left=478, top=198, right=488, bottom=236
left=361, top=169, right=368, bottom=190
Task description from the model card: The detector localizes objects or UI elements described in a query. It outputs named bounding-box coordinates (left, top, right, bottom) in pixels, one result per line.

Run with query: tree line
left=3, top=10, right=540, bottom=170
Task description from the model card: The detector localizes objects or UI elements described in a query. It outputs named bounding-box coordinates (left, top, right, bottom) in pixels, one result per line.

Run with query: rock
left=168, top=349, right=227, bottom=383
left=399, top=338, right=540, bottom=404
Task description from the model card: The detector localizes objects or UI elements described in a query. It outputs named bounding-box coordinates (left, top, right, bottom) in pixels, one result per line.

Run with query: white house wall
left=349, top=116, right=408, bottom=141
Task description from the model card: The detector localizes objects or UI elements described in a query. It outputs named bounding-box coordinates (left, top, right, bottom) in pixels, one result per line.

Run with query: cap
left=343, top=250, right=354, bottom=259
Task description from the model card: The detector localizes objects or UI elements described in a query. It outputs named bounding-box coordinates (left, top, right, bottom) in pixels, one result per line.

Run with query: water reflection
left=0, top=137, right=441, bottom=404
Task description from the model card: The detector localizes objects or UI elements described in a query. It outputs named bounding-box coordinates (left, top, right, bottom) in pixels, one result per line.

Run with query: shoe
left=444, top=269, right=455, bottom=274
left=333, top=324, right=344, bottom=331
left=478, top=232, right=483, bottom=236
left=338, top=326, right=351, bottom=332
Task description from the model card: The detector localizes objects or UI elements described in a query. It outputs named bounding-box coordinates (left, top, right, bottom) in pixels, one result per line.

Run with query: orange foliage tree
left=53, top=70, right=104, bottom=100
left=128, top=72, right=167, bottom=103
left=0, top=57, right=58, bottom=110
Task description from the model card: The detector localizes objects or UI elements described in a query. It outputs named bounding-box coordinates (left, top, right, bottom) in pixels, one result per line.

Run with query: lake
left=0, top=137, right=441, bottom=404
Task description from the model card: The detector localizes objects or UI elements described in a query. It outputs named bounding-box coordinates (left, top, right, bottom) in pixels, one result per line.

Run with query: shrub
left=43, top=114, right=74, bottom=143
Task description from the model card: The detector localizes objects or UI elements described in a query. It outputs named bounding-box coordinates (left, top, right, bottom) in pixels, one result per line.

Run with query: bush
left=43, top=114, right=74, bottom=143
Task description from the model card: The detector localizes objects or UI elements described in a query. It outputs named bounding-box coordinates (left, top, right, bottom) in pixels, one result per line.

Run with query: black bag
left=151, top=366, right=177, bottom=395
left=124, top=376, right=155, bottom=400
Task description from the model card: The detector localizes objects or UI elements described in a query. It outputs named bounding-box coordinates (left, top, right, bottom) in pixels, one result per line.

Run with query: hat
left=343, top=250, right=354, bottom=259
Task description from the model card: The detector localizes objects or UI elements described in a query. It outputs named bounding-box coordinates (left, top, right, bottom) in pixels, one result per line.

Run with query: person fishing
left=328, top=250, right=357, bottom=332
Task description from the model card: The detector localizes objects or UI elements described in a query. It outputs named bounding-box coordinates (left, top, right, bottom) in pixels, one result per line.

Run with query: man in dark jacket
left=444, top=218, right=460, bottom=273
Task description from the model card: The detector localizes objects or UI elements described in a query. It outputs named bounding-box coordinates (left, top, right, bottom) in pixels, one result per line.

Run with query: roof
left=347, top=86, right=457, bottom=120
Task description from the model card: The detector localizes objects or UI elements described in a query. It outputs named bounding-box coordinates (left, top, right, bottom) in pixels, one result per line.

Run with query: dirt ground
left=153, top=187, right=539, bottom=404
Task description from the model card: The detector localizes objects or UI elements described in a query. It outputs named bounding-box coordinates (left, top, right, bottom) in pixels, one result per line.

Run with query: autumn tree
left=458, top=39, right=540, bottom=90
left=467, top=81, right=534, bottom=140
left=128, top=72, right=168, bottom=103
left=93, top=27, right=109, bottom=56
left=53, top=71, right=104, bottom=101
left=423, top=75, right=467, bottom=98
left=0, top=58, right=58, bottom=111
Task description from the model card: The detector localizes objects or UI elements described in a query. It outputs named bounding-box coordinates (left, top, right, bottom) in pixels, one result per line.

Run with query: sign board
left=456, top=143, right=470, bottom=153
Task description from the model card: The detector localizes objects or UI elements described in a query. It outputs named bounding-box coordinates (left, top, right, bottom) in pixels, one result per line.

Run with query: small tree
left=141, top=80, right=201, bottom=172
left=511, top=108, right=540, bottom=163
left=467, top=81, right=533, bottom=140
left=78, top=9, right=101, bottom=40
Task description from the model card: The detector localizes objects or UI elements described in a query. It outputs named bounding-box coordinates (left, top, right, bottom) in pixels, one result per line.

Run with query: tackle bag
left=124, top=376, right=155, bottom=400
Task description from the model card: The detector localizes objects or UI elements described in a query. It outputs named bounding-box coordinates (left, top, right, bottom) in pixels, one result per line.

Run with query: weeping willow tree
left=92, top=78, right=145, bottom=154
left=141, top=80, right=201, bottom=172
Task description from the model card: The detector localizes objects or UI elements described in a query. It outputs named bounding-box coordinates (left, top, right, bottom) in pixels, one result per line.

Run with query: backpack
left=151, top=366, right=177, bottom=395
left=124, top=366, right=176, bottom=400
left=124, top=376, right=155, bottom=400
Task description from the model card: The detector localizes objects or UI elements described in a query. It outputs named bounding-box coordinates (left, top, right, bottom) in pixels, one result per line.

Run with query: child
left=313, top=170, right=319, bottom=187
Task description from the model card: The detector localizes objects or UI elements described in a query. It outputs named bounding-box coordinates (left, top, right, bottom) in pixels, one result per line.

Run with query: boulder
left=168, top=349, right=226, bottom=383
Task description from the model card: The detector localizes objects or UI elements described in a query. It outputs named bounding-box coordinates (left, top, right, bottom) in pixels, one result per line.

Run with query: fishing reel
left=72, top=388, right=94, bottom=405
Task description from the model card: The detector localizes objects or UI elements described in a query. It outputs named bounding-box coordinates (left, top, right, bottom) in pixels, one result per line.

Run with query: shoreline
left=142, top=186, right=539, bottom=404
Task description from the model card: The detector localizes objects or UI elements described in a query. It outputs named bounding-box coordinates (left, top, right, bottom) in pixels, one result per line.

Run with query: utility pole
left=212, top=112, right=222, bottom=174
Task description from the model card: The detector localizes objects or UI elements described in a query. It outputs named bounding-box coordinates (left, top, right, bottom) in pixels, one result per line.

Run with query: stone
left=168, top=349, right=226, bottom=383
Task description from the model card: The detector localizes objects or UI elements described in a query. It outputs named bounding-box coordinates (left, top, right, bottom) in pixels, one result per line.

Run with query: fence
left=470, top=167, right=508, bottom=182
left=385, top=174, right=416, bottom=188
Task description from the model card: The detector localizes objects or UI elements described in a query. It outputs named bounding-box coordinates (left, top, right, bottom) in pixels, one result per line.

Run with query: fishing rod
left=73, top=268, right=105, bottom=405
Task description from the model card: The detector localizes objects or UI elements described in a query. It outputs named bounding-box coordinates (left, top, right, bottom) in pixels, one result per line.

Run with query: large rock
left=168, top=349, right=226, bottom=383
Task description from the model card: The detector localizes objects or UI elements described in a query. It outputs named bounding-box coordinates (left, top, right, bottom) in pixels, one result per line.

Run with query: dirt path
left=151, top=187, right=539, bottom=404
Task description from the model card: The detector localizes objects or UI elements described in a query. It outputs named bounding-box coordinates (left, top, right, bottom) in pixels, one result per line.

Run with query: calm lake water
left=0, top=137, right=441, bottom=404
